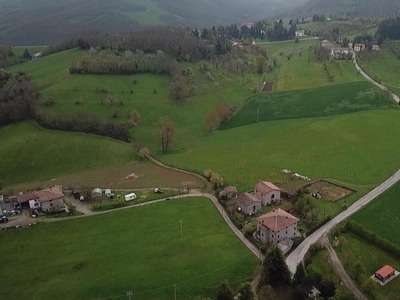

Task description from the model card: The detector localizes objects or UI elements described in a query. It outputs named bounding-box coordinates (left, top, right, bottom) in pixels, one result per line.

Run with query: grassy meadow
left=352, top=180, right=400, bottom=247
left=336, top=233, right=400, bottom=300
left=222, top=81, right=393, bottom=128
left=0, top=197, right=257, bottom=300
left=163, top=109, right=400, bottom=191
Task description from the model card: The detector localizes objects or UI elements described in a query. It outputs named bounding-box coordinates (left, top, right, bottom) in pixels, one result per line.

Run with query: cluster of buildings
left=220, top=181, right=299, bottom=253
left=321, top=39, right=380, bottom=59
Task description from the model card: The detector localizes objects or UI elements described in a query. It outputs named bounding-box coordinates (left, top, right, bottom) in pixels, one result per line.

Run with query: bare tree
left=155, top=116, right=175, bottom=152
left=204, top=110, right=220, bottom=132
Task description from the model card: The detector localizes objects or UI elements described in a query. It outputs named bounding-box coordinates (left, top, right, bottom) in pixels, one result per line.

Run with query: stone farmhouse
left=321, top=39, right=333, bottom=49
left=295, top=30, right=305, bottom=37
left=372, top=44, right=380, bottom=51
left=219, top=186, right=238, bottom=199
left=256, top=208, right=299, bottom=253
left=330, top=47, right=351, bottom=59
left=28, top=186, right=65, bottom=213
left=237, top=193, right=261, bottom=215
left=354, top=43, right=365, bottom=52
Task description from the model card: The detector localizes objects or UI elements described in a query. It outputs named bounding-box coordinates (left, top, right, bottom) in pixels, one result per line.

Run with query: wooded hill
left=292, top=0, right=400, bottom=18
left=0, top=0, right=307, bottom=46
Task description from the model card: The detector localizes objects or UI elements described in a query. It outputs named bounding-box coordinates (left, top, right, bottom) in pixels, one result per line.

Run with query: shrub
left=43, top=95, right=55, bottom=106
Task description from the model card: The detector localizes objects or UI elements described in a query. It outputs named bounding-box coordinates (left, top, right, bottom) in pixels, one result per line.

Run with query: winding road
left=286, top=52, right=400, bottom=274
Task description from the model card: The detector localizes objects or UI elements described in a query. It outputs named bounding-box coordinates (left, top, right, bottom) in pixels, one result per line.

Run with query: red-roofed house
left=237, top=193, right=261, bottom=215
left=29, top=186, right=65, bottom=213
left=375, top=265, right=396, bottom=283
left=256, top=208, right=299, bottom=244
left=254, top=181, right=281, bottom=206
left=16, top=192, right=39, bottom=205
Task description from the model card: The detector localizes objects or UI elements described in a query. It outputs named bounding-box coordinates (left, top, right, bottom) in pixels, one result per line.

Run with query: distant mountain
left=0, top=0, right=308, bottom=46
left=292, top=0, right=400, bottom=18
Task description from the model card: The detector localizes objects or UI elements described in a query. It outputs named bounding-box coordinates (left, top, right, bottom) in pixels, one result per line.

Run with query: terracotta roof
left=34, top=186, right=64, bottom=203
left=375, top=265, right=395, bottom=278
left=256, top=208, right=299, bottom=232
left=16, top=192, right=39, bottom=204
left=238, top=193, right=261, bottom=207
left=254, top=181, right=281, bottom=194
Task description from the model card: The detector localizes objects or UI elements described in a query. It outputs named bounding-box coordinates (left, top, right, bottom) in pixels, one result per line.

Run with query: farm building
left=295, top=30, right=305, bottom=37
left=237, top=193, right=261, bottom=215
left=92, top=188, right=102, bottom=197
left=254, top=181, right=281, bottom=205
left=354, top=43, right=365, bottom=52
left=372, top=44, right=380, bottom=51
left=16, top=191, right=38, bottom=205
left=219, top=186, right=238, bottom=199
left=330, top=47, right=350, bottom=59
left=321, top=40, right=333, bottom=49
left=375, top=265, right=396, bottom=283
left=256, top=208, right=299, bottom=246
left=34, top=186, right=65, bottom=213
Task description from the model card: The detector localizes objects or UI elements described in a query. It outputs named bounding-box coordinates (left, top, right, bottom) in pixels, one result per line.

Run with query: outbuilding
left=92, top=188, right=102, bottom=198
left=375, top=265, right=396, bottom=283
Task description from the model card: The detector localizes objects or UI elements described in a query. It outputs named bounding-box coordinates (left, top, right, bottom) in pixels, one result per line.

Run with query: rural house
left=295, top=30, right=305, bottom=37
left=321, top=40, right=333, bottom=49
left=16, top=191, right=39, bottom=206
left=354, top=43, right=365, bottom=52
left=219, top=186, right=238, bottom=199
left=237, top=193, right=261, bottom=215
left=256, top=208, right=299, bottom=244
left=330, top=47, right=350, bottom=59
left=372, top=44, right=380, bottom=51
left=254, top=181, right=281, bottom=206
left=374, top=265, right=396, bottom=283
left=33, top=186, right=65, bottom=213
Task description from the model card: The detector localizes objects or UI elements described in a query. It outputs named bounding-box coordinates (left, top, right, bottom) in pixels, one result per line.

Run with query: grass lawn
left=222, top=81, right=393, bottom=128
left=262, top=39, right=364, bottom=91
left=0, top=197, right=258, bottom=300
left=352, top=180, right=400, bottom=247
left=163, top=109, right=400, bottom=192
left=336, top=233, right=400, bottom=300
left=0, top=122, right=202, bottom=190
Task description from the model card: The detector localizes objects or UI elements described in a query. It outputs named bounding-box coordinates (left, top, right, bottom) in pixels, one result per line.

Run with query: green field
left=0, top=197, right=257, bottom=300
left=12, top=46, right=46, bottom=56
left=163, top=109, right=400, bottom=191
left=352, top=180, right=400, bottom=247
left=336, top=233, right=400, bottom=300
left=222, top=81, right=393, bottom=129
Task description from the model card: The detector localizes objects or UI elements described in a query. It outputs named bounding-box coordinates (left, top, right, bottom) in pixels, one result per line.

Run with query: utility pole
left=127, top=291, right=133, bottom=300
left=179, top=220, right=183, bottom=246
left=256, top=108, right=259, bottom=123
left=174, top=284, right=177, bottom=300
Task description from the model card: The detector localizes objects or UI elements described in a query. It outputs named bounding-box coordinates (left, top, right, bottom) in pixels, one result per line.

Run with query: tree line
left=376, top=17, right=400, bottom=43
left=0, top=70, right=131, bottom=142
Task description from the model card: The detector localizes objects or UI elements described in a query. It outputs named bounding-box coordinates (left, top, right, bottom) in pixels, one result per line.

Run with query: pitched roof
left=221, top=186, right=238, bottom=194
left=375, top=265, right=395, bottom=278
left=237, top=193, right=261, bottom=207
left=254, top=181, right=281, bottom=194
left=256, top=208, right=299, bottom=232
left=34, top=186, right=64, bottom=203
left=16, top=192, right=39, bottom=203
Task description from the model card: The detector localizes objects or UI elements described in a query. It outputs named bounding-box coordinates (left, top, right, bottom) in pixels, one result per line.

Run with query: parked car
left=125, top=193, right=137, bottom=202
left=0, top=216, right=8, bottom=223
left=154, top=187, right=164, bottom=193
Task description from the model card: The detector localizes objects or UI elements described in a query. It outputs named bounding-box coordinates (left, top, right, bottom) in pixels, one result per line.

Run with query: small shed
left=375, top=265, right=396, bottom=283
left=219, top=186, right=238, bottom=199
left=92, top=188, right=102, bottom=198
left=237, top=193, right=261, bottom=215
left=105, top=189, right=112, bottom=197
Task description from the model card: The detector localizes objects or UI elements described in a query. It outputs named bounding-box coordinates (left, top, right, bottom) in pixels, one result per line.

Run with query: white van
left=124, top=193, right=137, bottom=202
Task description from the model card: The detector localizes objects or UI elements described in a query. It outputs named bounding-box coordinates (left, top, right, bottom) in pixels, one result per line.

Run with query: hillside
left=0, top=0, right=307, bottom=46
left=292, top=0, right=400, bottom=18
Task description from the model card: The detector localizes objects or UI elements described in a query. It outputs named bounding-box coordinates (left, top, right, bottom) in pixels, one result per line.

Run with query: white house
left=295, top=30, right=305, bottom=37
left=330, top=47, right=350, bottom=59
left=256, top=208, right=299, bottom=244
left=28, top=186, right=65, bottom=213
left=254, top=181, right=281, bottom=206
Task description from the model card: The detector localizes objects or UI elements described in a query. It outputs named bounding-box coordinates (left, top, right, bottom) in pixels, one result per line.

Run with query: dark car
left=0, top=216, right=9, bottom=223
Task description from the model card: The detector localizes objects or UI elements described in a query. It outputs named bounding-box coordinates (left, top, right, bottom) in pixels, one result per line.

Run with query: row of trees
left=375, top=17, right=400, bottom=43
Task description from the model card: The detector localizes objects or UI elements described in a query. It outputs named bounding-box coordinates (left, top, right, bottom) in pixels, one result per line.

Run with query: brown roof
left=34, top=186, right=64, bottom=203
left=16, top=192, right=39, bottom=204
left=376, top=265, right=395, bottom=278
left=237, top=193, right=261, bottom=207
left=254, top=181, right=281, bottom=194
left=222, top=186, right=238, bottom=194
left=256, top=208, right=299, bottom=232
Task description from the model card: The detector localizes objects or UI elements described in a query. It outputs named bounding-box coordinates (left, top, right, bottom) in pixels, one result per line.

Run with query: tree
left=43, top=95, right=55, bottom=106
left=256, top=55, right=266, bottom=74
left=210, top=173, right=224, bottom=189
left=204, top=110, right=220, bottom=132
left=237, top=282, right=254, bottom=300
left=138, top=147, right=150, bottom=159
left=215, top=281, right=234, bottom=300
left=319, top=279, right=336, bottom=299
left=169, top=75, right=188, bottom=100
left=215, top=101, right=232, bottom=124
left=22, top=48, right=31, bottom=60
left=363, top=278, right=377, bottom=295
left=263, top=245, right=291, bottom=285
left=329, top=290, right=356, bottom=300
left=292, top=262, right=307, bottom=287
left=156, top=116, right=175, bottom=152
left=203, top=169, right=214, bottom=180
left=353, top=261, right=366, bottom=282
left=292, top=284, right=309, bottom=300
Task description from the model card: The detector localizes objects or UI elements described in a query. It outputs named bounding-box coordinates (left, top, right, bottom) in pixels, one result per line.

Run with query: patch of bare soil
left=304, top=180, right=354, bottom=202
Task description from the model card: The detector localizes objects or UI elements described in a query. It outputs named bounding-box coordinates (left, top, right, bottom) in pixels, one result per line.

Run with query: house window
left=286, top=231, right=287, bottom=235
left=34, top=203, right=39, bottom=207
left=278, top=235, right=280, bottom=239
left=50, top=203, right=53, bottom=207
left=271, top=194, right=275, bottom=199
left=272, top=234, right=274, bottom=238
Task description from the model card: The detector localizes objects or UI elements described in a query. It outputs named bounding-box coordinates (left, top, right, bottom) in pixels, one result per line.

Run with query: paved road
left=286, top=168, right=400, bottom=274
left=257, top=37, right=319, bottom=45
left=352, top=52, right=400, bottom=103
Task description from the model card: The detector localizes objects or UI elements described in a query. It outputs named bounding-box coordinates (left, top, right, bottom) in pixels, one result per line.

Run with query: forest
left=376, top=17, right=400, bottom=43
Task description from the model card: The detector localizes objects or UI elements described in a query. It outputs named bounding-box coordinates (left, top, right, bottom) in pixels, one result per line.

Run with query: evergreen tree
left=215, top=281, right=234, bottom=300
left=22, top=48, right=31, bottom=60
left=263, top=245, right=291, bottom=285
left=237, top=282, right=254, bottom=300
left=292, top=262, right=307, bottom=287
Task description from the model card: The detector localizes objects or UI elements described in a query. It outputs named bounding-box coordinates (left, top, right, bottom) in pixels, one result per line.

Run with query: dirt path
left=320, top=236, right=368, bottom=300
